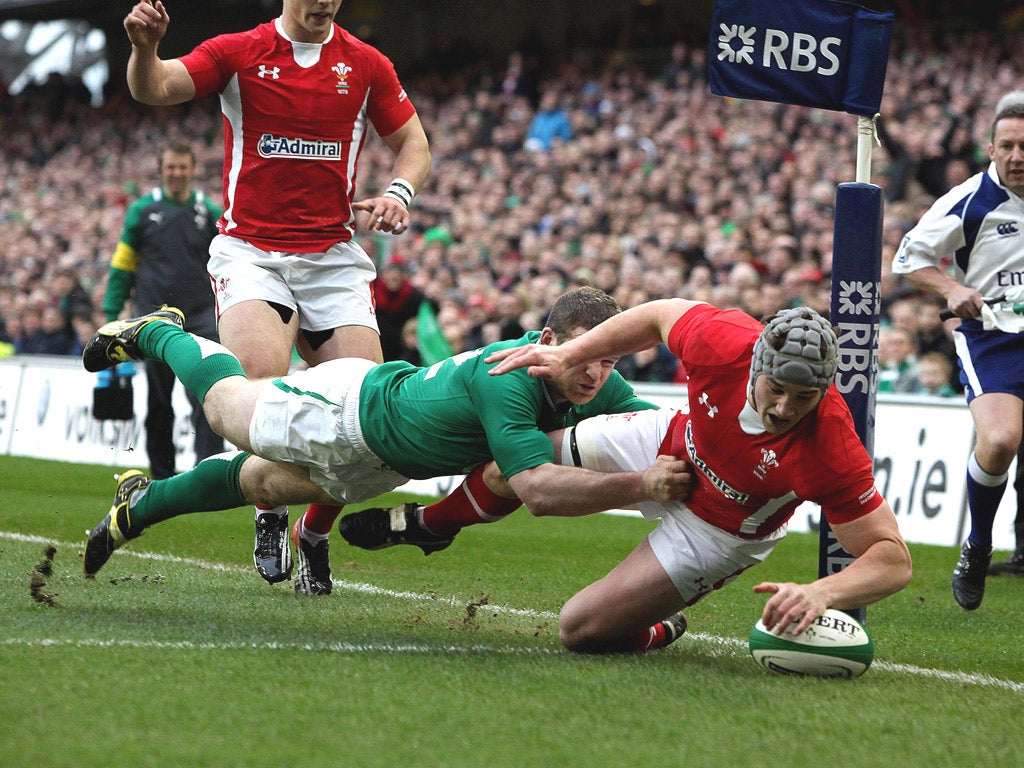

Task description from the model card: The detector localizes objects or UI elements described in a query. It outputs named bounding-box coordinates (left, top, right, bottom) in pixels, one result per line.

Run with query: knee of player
left=239, top=464, right=269, bottom=505
left=238, top=460, right=288, bottom=507
left=982, top=430, right=1023, bottom=464
left=558, top=602, right=600, bottom=652
left=201, top=385, right=248, bottom=447
left=558, top=618, right=585, bottom=652
left=203, top=403, right=228, bottom=436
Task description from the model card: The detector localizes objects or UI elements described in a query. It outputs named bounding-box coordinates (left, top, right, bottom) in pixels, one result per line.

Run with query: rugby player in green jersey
left=80, top=288, right=692, bottom=619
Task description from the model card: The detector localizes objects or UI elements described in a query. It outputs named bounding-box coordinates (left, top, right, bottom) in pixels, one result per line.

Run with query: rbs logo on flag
left=717, top=24, right=841, bottom=76
left=708, top=0, right=893, bottom=116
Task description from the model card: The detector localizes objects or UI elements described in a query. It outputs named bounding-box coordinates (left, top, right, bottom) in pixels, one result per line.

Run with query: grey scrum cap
left=750, top=307, right=838, bottom=392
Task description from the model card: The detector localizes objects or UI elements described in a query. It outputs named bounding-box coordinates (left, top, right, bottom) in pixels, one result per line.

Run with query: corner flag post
left=824, top=123, right=884, bottom=623
left=708, top=1, right=895, bottom=623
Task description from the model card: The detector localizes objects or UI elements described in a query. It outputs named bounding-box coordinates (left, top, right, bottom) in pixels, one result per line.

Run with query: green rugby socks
left=128, top=451, right=250, bottom=531
left=138, top=322, right=247, bottom=402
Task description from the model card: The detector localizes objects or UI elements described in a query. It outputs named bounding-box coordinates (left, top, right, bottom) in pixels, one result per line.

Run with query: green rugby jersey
left=358, top=332, right=656, bottom=480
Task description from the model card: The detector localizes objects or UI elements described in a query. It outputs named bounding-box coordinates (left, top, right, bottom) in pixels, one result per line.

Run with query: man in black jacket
left=101, top=140, right=224, bottom=478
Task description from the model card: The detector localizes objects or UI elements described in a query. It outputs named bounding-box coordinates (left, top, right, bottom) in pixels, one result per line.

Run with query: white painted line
left=0, top=637, right=560, bottom=654
left=4, top=530, right=1022, bottom=693
left=5, top=530, right=557, bottom=618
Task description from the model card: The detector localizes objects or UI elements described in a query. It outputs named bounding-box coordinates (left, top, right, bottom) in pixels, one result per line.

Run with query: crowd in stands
left=2, top=16, right=1022, bottom=397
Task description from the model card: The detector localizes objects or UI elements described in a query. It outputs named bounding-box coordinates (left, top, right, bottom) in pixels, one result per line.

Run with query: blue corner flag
left=708, top=0, right=894, bottom=116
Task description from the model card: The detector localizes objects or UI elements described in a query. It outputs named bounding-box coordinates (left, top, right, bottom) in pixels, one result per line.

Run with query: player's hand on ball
left=752, top=581, right=827, bottom=636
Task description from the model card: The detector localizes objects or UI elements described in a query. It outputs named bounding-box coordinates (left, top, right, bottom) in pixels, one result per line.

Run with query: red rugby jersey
left=660, top=304, right=882, bottom=538
left=181, top=19, right=417, bottom=252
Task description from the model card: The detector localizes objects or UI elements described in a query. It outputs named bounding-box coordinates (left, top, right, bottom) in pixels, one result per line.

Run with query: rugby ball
left=748, top=608, right=874, bottom=679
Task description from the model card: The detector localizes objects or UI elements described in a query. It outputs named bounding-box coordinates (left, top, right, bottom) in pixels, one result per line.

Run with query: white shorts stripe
left=953, top=329, right=982, bottom=397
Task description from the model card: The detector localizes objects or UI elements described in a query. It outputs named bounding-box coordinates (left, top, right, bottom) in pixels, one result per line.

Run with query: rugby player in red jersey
left=488, top=301, right=911, bottom=652
left=123, top=1, right=432, bottom=592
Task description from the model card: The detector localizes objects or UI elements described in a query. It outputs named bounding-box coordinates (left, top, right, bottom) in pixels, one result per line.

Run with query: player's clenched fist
left=124, top=1, right=170, bottom=49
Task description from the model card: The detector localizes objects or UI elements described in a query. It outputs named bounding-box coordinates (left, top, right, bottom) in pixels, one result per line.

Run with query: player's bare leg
left=289, top=323, right=384, bottom=593
left=559, top=538, right=687, bottom=653
left=220, top=299, right=302, bottom=583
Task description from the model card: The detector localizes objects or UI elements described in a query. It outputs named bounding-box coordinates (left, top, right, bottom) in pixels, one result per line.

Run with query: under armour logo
left=698, top=392, right=718, bottom=418
left=257, top=65, right=280, bottom=79
left=997, top=222, right=1019, bottom=236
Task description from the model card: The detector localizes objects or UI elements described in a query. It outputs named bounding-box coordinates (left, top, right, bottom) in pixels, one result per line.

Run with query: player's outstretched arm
left=507, top=456, right=692, bottom=518
left=753, top=499, right=911, bottom=636
left=487, top=298, right=704, bottom=377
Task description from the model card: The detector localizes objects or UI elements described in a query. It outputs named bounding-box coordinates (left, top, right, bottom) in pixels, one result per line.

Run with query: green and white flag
left=416, top=301, right=453, bottom=365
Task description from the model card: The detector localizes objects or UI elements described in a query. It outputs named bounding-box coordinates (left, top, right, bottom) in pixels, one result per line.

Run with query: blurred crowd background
left=2, top=4, right=1022, bottom=395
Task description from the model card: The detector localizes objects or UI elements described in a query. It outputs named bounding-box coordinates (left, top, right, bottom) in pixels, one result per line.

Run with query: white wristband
left=383, top=177, right=415, bottom=207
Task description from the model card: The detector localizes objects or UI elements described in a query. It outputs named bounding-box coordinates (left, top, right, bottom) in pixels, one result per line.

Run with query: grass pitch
left=2, top=456, right=1022, bottom=767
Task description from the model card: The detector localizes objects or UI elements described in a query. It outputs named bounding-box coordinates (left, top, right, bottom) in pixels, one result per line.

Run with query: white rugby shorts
left=248, top=357, right=408, bottom=503
left=567, top=409, right=785, bottom=605
left=208, top=234, right=379, bottom=332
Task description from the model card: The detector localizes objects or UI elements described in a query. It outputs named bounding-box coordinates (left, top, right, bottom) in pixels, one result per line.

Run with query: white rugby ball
left=748, top=608, right=874, bottom=679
